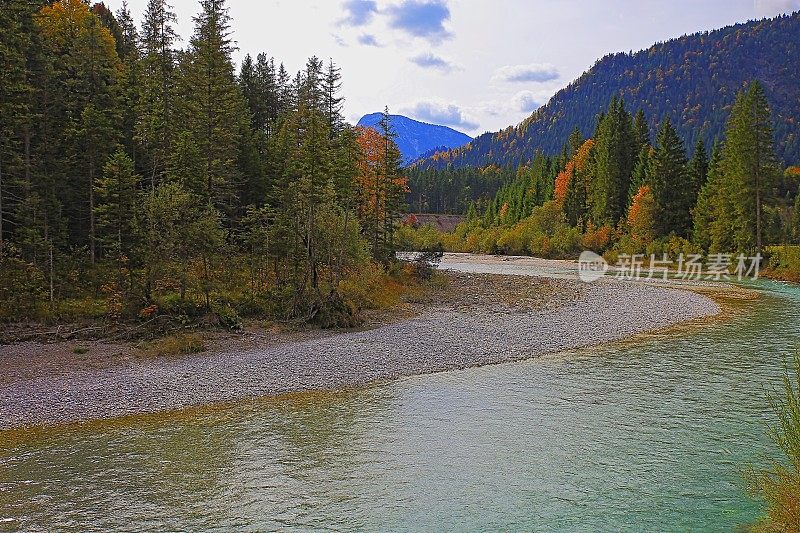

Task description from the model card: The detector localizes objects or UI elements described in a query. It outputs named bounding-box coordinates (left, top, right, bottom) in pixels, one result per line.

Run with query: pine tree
left=720, top=81, right=780, bottom=253
left=115, top=2, right=142, bottom=160
left=590, top=96, right=636, bottom=225
left=688, top=138, right=709, bottom=210
left=633, top=109, right=650, bottom=151
left=323, top=59, right=345, bottom=138
left=95, top=150, right=139, bottom=259
left=628, top=145, right=652, bottom=203
left=0, top=0, right=35, bottom=250
left=649, top=117, right=691, bottom=237
left=37, top=0, right=122, bottom=262
left=177, top=0, right=248, bottom=211
left=378, top=107, right=405, bottom=260
left=693, top=140, right=724, bottom=251
left=137, top=0, right=178, bottom=189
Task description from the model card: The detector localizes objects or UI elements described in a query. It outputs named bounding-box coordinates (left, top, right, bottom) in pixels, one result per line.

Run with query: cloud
left=332, top=33, right=348, bottom=47
left=409, top=52, right=459, bottom=72
left=387, top=0, right=452, bottom=44
left=754, top=0, right=800, bottom=17
left=511, top=91, right=542, bottom=113
left=400, top=99, right=479, bottom=130
left=338, top=0, right=378, bottom=26
left=492, top=63, right=559, bottom=83
left=357, top=33, right=382, bottom=46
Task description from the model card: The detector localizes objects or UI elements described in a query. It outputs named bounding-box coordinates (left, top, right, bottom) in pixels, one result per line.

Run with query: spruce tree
left=591, top=96, right=636, bottom=225
left=688, top=138, right=709, bottom=210
left=137, top=0, right=178, bottom=189
left=177, top=0, right=248, bottom=212
left=323, top=59, right=345, bottom=138
left=95, top=150, right=139, bottom=259
left=720, top=81, right=780, bottom=253
left=649, top=117, right=691, bottom=237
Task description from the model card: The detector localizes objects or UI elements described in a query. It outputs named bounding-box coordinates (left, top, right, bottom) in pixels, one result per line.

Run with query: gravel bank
left=0, top=273, right=720, bottom=430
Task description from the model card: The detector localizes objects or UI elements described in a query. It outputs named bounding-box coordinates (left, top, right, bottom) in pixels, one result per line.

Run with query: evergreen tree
left=176, top=0, right=248, bottom=211
left=649, top=117, right=691, bottom=237
left=628, top=145, right=652, bottom=203
left=688, top=138, right=709, bottom=210
left=95, top=150, right=139, bottom=259
left=323, top=59, right=345, bottom=138
left=590, top=96, right=636, bottom=225
left=567, top=127, right=584, bottom=158
left=378, top=107, right=405, bottom=260
left=693, top=140, right=725, bottom=251
left=720, top=81, right=780, bottom=253
left=633, top=109, right=650, bottom=151
left=137, top=0, right=178, bottom=189
left=0, top=0, right=36, bottom=250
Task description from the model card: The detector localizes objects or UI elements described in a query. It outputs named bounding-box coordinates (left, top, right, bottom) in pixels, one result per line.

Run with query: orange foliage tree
left=627, top=185, right=656, bottom=245
left=554, top=139, right=595, bottom=203
left=354, top=126, right=408, bottom=258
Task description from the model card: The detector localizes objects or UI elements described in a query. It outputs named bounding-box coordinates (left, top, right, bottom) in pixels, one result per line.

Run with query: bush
left=339, top=263, right=402, bottom=310
left=747, top=353, right=800, bottom=532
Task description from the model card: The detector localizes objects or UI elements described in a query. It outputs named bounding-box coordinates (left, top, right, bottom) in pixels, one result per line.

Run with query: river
left=0, top=257, right=797, bottom=532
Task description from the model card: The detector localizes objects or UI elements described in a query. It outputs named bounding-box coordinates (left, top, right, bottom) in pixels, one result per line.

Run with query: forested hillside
left=0, top=0, right=410, bottom=328
left=417, top=12, right=800, bottom=169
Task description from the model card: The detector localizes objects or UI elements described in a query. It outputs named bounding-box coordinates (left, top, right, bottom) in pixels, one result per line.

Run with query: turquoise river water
left=1, top=267, right=798, bottom=532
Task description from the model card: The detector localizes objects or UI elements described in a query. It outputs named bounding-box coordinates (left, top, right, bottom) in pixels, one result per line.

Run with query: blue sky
left=119, top=0, right=800, bottom=136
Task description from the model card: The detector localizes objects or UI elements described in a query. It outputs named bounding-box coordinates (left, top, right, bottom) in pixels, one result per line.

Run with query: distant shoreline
left=0, top=256, right=724, bottom=431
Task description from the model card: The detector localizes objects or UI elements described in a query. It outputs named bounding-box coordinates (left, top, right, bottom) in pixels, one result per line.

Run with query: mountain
left=416, top=12, right=800, bottom=169
left=356, top=113, right=472, bottom=165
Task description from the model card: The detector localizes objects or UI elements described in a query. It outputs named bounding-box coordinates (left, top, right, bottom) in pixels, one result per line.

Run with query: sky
left=116, top=0, right=800, bottom=137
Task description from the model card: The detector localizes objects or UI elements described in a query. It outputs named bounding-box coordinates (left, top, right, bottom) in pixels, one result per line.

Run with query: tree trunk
left=89, top=153, right=96, bottom=264
left=0, top=150, right=4, bottom=253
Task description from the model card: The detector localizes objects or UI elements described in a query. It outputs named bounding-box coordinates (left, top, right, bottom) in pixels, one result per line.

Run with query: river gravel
left=0, top=278, right=720, bottom=430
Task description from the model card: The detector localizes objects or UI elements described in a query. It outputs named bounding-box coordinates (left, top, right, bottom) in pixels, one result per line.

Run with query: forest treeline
left=401, top=82, right=800, bottom=273
left=0, top=0, right=409, bottom=327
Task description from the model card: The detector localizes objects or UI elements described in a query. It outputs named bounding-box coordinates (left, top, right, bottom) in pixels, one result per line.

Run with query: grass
left=141, top=332, right=206, bottom=357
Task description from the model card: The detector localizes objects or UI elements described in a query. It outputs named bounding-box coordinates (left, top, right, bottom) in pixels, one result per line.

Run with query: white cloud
left=399, top=99, right=479, bottom=131
left=492, top=63, right=559, bottom=83
left=754, top=0, right=800, bottom=17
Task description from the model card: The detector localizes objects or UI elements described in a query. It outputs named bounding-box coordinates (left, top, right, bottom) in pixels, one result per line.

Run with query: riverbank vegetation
left=402, top=84, right=800, bottom=278
left=0, top=0, right=419, bottom=333
left=748, top=353, right=800, bottom=532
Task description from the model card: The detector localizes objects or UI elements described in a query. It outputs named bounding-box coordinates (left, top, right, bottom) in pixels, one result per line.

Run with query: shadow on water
left=1, top=277, right=799, bottom=532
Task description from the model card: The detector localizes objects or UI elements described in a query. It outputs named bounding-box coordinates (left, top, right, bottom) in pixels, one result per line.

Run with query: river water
left=1, top=259, right=798, bottom=532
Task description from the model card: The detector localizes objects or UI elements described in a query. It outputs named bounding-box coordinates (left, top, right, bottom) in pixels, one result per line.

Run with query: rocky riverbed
left=0, top=267, right=722, bottom=430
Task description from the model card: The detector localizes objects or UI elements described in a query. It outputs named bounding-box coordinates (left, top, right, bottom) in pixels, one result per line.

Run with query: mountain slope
left=357, top=113, right=472, bottom=165
left=417, top=12, right=800, bottom=169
